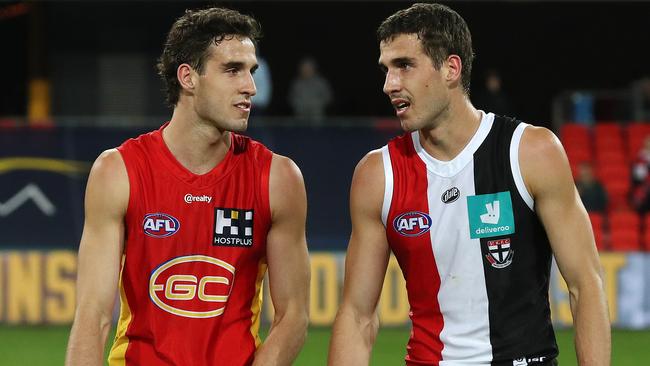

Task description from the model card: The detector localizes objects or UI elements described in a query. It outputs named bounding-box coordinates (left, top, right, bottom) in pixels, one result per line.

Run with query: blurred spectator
left=631, top=76, right=650, bottom=121
left=252, top=55, right=272, bottom=115
left=576, top=162, right=608, bottom=212
left=473, top=68, right=514, bottom=117
left=632, top=135, right=650, bottom=212
left=571, top=92, right=594, bottom=125
left=288, top=57, right=332, bottom=121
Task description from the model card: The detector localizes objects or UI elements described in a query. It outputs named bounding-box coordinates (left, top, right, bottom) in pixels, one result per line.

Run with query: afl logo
left=393, top=211, right=432, bottom=237
left=149, top=255, right=235, bottom=318
left=441, top=187, right=460, bottom=203
left=143, top=213, right=180, bottom=238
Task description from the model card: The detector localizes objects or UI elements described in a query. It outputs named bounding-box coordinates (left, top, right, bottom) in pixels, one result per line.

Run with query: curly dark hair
left=157, top=7, right=262, bottom=107
left=377, top=3, right=475, bottom=94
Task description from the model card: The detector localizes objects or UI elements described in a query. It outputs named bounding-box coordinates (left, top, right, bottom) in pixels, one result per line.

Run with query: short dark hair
left=377, top=3, right=474, bottom=94
left=157, top=7, right=262, bottom=106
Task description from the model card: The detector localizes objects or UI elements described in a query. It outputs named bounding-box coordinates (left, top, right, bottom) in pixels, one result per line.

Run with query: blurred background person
left=631, top=76, right=650, bottom=122
left=473, top=68, right=514, bottom=117
left=252, top=53, right=272, bottom=116
left=632, top=135, right=650, bottom=212
left=576, top=162, right=608, bottom=213
left=288, top=57, right=332, bottom=121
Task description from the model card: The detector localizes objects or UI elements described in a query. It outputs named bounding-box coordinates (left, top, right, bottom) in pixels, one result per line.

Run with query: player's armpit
left=253, top=154, right=309, bottom=366
left=328, top=150, right=391, bottom=366
left=519, top=126, right=611, bottom=366
left=65, top=149, right=129, bottom=366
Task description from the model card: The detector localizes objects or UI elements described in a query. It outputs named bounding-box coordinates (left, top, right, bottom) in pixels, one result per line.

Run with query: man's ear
left=177, top=63, right=196, bottom=91
left=445, top=54, right=462, bottom=86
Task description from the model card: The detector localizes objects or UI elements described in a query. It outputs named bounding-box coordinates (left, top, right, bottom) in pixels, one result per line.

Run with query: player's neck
left=163, top=109, right=232, bottom=175
left=418, top=96, right=481, bottom=162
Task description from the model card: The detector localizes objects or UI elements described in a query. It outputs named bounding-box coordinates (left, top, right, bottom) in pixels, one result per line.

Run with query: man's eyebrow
left=221, top=61, right=245, bottom=70
left=389, top=57, right=415, bottom=66
left=378, top=56, right=416, bottom=69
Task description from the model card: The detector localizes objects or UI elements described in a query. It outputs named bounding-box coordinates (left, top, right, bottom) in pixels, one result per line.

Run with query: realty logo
left=467, top=191, right=515, bottom=239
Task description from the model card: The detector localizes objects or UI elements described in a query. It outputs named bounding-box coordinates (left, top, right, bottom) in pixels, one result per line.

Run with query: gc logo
left=149, top=255, right=235, bottom=318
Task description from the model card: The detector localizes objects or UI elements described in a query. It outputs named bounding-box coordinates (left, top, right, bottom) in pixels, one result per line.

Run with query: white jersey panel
left=425, top=162, right=493, bottom=363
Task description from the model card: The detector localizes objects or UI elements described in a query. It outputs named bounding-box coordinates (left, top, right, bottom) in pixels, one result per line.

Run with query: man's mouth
left=234, top=101, right=251, bottom=112
left=391, top=98, right=411, bottom=115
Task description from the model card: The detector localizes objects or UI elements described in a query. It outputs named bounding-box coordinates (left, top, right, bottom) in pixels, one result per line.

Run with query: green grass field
left=0, top=326, right=648, bottom=365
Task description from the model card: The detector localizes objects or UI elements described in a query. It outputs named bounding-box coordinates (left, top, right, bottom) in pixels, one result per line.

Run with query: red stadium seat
left=594, top=148, right=627, bottom=166
left=566, top=145, right=592, bottom=165
left=588, top=212, right=605, bottom=250
left=561, top=123, right=590, bottom=146
left=594, top=122, right=622, bottom=137
left=610, top=230, right=641, bottom=251
left=594, top=123, right=624, bottom=155
left=625, top=122, right=650, bottom=159
left=595, top=163, right=630, bottom=183
left=608, top=211, right=641, bottom=251
left=601, top=178, right=631, bottom=211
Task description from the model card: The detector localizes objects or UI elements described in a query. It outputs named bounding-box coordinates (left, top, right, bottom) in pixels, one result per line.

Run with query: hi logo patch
left=467, top=191, right=515, bottom=239
left=213, top=208, right=253, bottom=247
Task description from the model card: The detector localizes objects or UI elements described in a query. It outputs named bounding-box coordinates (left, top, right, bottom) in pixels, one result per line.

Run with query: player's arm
left=328, top=150, right=391, bottom=366
left=253, top=154, right=310, bottom=366
left=65, top=149, right=128, bottom=366
left=520, top=127, right=611, bottom=366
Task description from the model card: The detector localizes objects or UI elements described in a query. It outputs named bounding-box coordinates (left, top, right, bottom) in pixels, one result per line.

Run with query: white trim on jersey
left=412, top=112, right=495, bottom=178
left=381, top=145, right=394, bottom=227
left=510, top=123, right=535, bottom=211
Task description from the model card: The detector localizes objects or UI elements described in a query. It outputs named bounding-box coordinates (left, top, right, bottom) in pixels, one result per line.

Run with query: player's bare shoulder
left=519, top=125, right=572, bottom=197
left=269, top=153, right=307, bottom=217
left=350, top=149, right=386, bottom=215
left=90, top=148, right=125, bottom=174
left=270, top=153, right=304, bottom=185
left=354, top=149, right=384, bottom=181
left=85, top=148, right=129, bottom=216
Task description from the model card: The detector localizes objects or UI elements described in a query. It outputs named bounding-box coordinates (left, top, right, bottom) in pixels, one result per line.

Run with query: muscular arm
left=328, top=150, right=391, bottom=366
left=65, top=149, right=128, bottom=366
left=520, top=127, right=611, bottom=365
left=253, top=155, right=310, bottom=366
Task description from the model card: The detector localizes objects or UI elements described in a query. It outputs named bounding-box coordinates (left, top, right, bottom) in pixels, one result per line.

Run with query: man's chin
left=226, top=119, right=249, bottom=133
left=400, top=119, right=418, bottom=132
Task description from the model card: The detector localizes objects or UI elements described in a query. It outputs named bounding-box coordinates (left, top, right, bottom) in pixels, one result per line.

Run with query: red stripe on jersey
left=385, top=133, right=445, bottom=365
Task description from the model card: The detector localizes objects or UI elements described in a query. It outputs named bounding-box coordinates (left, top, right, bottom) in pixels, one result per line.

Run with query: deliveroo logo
left=467, top=191, right=515, bottom=239
left=480, top=201, right=500, bottom=224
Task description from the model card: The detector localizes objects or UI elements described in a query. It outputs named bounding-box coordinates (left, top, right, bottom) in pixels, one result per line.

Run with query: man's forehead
left=379, top=33, right=425, bottom=61
left=211, top=36, right=256, bottom=53
left=380, top=33, right=422, bottom=51
left=208, top=37, right=257, bottom=62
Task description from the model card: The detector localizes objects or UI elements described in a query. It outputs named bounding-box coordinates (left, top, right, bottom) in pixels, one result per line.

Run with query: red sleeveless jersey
left=108, top=124, right=273, bottom=366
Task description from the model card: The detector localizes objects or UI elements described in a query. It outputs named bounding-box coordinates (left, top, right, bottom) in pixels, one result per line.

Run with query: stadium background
left=1, top=1, right=650, bottom=364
